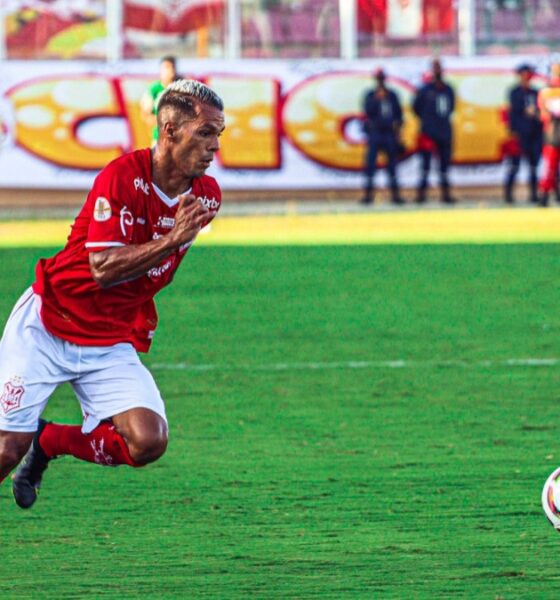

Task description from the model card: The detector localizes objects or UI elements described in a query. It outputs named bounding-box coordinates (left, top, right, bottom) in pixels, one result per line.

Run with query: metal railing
left=6, top=0, right=552, bottom=61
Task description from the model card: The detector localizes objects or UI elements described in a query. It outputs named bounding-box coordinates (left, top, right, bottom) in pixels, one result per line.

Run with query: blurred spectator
left=537, top=63, right=560, bottom=206
left=361, top=69, right=404, bottom=205
left=413, top=59, right=456, bottom=204
left=504, top=63, right=542, bottom=204
left=140, top=56, right=178, bottom=144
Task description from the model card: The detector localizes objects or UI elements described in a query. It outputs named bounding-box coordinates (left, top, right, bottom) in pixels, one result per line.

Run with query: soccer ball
left=542, top=467, right=560, bottom=530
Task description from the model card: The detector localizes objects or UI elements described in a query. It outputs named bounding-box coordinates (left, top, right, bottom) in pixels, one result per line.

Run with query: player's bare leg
left=0, top=430, right=34, bottom=482
left=111, top=407, right=168, bottom=465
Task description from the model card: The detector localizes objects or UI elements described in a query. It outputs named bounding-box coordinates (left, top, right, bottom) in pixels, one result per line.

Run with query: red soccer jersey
left=32, top=148, right=221, bottom=352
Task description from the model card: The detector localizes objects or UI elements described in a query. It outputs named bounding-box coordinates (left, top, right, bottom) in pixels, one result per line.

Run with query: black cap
left=516, top=63, right=534, bottom=74
left=374, top=68, right=386, bottom=80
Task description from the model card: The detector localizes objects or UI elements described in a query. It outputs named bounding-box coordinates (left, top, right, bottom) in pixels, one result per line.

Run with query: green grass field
left=1, top=242, right=559, bottom=599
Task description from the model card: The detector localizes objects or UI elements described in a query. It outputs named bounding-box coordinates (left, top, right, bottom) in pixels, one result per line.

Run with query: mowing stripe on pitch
left=149, top=357, right=559, bottom=372
left=2, top=208, right=560, bottom=246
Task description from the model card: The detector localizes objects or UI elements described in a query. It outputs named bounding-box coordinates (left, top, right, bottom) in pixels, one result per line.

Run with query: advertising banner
left=0, top=56, right=551, bottom=190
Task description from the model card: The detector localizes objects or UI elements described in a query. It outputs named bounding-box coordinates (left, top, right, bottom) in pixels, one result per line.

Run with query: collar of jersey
left=151, top=183, right=193, bottom=208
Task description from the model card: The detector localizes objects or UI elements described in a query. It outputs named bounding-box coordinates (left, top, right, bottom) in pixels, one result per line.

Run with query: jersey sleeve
left=85, top=163, right=135, bottom=252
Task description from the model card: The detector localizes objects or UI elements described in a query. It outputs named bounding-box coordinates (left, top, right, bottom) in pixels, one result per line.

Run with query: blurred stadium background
left=3, top=0, right=560, bottom=60
left=2, top=0, right=560, bottom=210
left=1, top=2, right=560, bottom=599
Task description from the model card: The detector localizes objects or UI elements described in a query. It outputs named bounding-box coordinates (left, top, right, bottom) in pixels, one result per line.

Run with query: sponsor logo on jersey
left=198, top=195, right=219, bottom=210
left=137, top=217, right=146, bottom=225
left=93, top=196, right=111, bottom=222
left=147, top=257, right=175, bottom=279
left=0, top=376, right=24, bottom=414
left=134, top=177, right=150, bottom=196
left=156, top=216, right=175, bottom=229
left=120, top=206, right=134, bottom=237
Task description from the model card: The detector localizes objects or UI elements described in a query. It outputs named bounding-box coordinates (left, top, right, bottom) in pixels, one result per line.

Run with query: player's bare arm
left=89, top=194, right=215, bottom=288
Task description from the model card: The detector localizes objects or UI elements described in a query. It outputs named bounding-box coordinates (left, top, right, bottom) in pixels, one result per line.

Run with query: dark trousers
left=505, top=136, right=542, bottom=202
left=364, top=133, right=400, bottom=202
left=418, top=137, right=452, bottom=193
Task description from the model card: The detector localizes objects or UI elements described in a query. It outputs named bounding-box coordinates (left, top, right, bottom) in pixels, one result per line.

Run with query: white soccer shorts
left=0, top=288, right=167, bottom=433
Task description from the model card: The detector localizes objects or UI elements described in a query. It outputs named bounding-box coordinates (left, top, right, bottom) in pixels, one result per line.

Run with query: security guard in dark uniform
left=504, top=63, right=543, bottom=204
left=361, top=69, right=404, bottom=205
left=413, top=59, right=456, bottom=204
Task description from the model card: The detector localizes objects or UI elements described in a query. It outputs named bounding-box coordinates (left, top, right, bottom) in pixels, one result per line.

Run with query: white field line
left=149, top=357, right=560, bottom=373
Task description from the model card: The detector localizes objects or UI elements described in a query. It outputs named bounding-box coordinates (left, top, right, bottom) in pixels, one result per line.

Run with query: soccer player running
left=0, top=80, right=225, bottom=508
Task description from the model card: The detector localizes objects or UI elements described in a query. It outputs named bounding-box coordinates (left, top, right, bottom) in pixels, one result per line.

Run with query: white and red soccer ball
left=542, top=467, right=560, bottom=530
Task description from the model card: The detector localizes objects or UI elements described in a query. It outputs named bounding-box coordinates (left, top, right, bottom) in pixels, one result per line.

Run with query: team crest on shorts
left=0, top=377, right=25, bottom=414
left=93, top=196, right=111, bottom=222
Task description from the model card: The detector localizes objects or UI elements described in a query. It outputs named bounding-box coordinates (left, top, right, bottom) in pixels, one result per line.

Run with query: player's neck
left=151, top=147, right=193, bottom=198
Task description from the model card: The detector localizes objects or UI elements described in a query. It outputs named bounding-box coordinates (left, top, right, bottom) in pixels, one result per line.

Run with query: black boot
left=390, top=180, right=405, bottom=205
left=12, top=419, right=52, bottom=509
left=505, top=171, right=515, bottom=203
left=530, top=189, right=539, bottom=204
left=361, top=187, right=374, bottom=205
left=504, top=182, right=514, bottom=204
left=539, top=192, right=549, bottom=207
left=529, top=170, right=538, bottom=204
left=441, top=181, right=456, bottom=204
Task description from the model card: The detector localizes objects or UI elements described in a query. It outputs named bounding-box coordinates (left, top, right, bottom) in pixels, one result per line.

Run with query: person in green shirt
left=141, top=56, right=178, bottom=144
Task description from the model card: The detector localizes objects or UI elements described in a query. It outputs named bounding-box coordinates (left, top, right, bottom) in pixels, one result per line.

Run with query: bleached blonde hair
left=157, top=79, right=224, bottom=119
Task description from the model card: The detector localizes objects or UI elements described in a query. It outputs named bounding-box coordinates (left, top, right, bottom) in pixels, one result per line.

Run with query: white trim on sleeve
left=85, top=241, right=126, bottom=248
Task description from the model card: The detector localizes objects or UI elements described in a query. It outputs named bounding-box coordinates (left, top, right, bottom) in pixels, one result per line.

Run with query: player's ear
left=160, top=120, right=175, bottom=140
